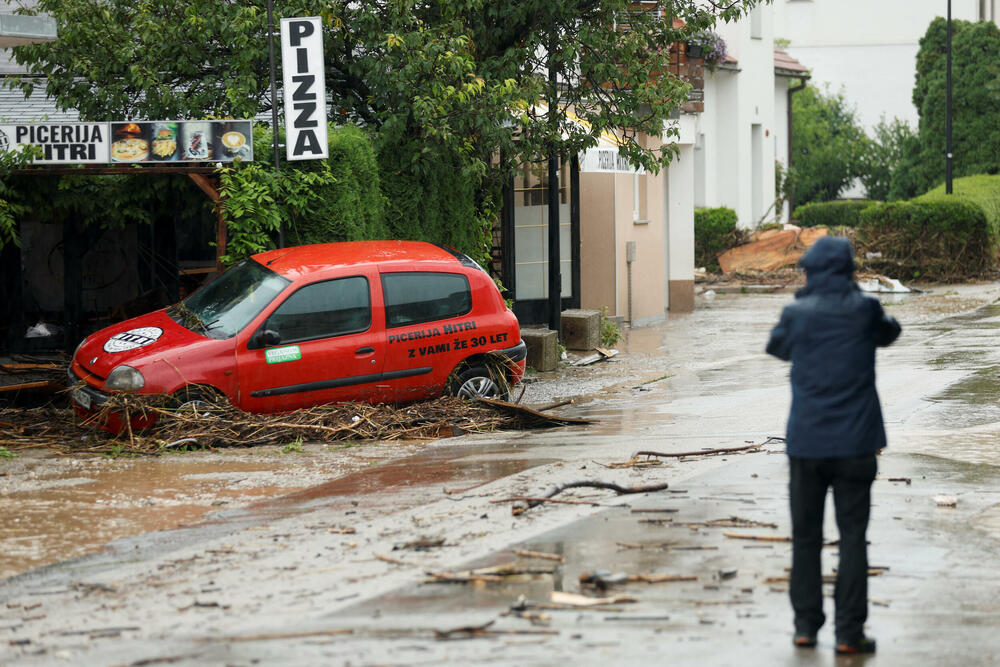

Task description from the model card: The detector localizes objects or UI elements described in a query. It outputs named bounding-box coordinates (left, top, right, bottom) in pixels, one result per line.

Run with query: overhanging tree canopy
left=7, top=0, right=767, bottom=258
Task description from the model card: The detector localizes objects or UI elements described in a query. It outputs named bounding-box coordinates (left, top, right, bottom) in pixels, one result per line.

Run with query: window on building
left=633, top=173, right=648, bottom=223
left=750, top=7, right=762, bottom=39
left=266, top=276, right=370, bottom=343
left=382, top=272, right=472, bottom=328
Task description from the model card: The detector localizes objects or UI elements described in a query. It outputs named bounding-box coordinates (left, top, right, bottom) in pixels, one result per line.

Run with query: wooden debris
left=764, top=568, right=887, bottom=585
left=374, top=553, right=410, bottom=566
left=0, top=393, right=589, bottom=455
left=513, top=550, right=565, bottom=563
left=199, top=628, right=353, bottom=642
left=433, top=619, right=557, bottom=640
left=627, top=574, right=698, bottom=584
left=508, top=480, right=671, bottom=515
left=423, top=561, right=556, bottom=584
left=630, top=508, right=679, bottom=514
left=886, top=477, right=912, bottom=485
left=634, top=441, right=772, bottom=460
left=723, top=532, right=791, bottom=543
left=492, top=496, right=602, bottom=508
left=677, top=516, right=778, bottom=529
left=394, top=538, right=446, bottom=551
left=424, top=571, right=503, bottom=584
left=550, top=591, right=637, bottom=607
left=476, top=397, right=596, bottom=426
left=601, top=457, right=665, bottom=469
left=718, top=226, right=828, bottom=273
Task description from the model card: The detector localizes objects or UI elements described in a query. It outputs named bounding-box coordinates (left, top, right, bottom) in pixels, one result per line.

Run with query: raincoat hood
left=797, top=236, right=856, bottom=297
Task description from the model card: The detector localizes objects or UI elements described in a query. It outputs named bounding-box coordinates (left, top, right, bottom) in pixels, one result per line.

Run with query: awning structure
left=0, top=14, right=57, bottom=47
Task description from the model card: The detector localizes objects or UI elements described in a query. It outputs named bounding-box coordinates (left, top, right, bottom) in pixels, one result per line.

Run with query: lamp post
left=946, top=0, right=953, bottom=195
left=266, top=0, right=285, bottom=246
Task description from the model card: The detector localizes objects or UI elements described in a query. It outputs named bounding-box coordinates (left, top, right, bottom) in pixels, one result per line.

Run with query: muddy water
left=0, top=443, right=427, bottom=580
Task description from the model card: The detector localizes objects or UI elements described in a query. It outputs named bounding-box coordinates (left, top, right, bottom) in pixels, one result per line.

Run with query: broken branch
left=509, top=480, right=671, bottom=515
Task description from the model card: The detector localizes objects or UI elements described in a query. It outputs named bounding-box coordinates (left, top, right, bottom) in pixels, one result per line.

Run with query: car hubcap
left=177, top=399, right=213, bottom=416
left=457, top=376, right=499, bottom=399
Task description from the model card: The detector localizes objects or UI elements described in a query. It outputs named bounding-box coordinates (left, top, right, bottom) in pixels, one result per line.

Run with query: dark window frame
left=254, top=275, right=372, bottom=347
left=381, top=271, right=473, bottom=329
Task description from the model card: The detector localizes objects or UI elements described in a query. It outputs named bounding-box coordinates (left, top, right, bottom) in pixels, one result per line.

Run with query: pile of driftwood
left=0, top=393, right=590, bottom=455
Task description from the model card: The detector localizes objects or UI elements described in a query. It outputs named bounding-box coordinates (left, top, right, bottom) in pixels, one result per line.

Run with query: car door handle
left=355, top=346, right=375, bottom=355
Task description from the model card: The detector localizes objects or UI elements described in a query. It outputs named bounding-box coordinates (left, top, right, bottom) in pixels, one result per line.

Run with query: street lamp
left=946, top=0, right=953, bottom=194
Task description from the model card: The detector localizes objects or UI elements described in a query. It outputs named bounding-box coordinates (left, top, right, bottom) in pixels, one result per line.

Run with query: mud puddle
left=0, top=441, right=428, bottom=580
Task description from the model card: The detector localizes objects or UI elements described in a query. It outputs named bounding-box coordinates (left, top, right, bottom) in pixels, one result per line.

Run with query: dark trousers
left=788, top=454, right=877, bottom=642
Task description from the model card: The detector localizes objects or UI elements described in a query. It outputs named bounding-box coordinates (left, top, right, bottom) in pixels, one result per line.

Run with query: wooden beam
left=11, top=166, right=216, bottom=176
left=187, top=173, right=221, bottom=204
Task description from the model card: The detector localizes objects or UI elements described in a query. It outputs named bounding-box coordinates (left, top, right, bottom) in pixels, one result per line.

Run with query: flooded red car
left=69, top=241, right=525, bottom=428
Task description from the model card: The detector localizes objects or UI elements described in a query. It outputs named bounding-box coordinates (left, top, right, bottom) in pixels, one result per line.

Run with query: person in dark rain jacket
left=766, top=236, right=901, bottom=655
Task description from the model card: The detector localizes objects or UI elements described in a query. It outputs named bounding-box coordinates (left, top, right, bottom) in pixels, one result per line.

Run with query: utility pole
left=946, top=0, right=953, bottom=194
left=547, top=35, right=561, bottom=335
left=266, top=0, right=285, bottom=245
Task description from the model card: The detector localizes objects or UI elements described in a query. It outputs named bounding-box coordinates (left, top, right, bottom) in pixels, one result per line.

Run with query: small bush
left=856, top=199, right=995, bottom=280
left=793, top=200, right=877, bottom=228
left=694, top=207, right=740, bottom=273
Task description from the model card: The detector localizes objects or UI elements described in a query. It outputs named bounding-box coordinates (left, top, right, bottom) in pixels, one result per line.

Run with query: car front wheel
left=450, top=366, right=509, bottom=401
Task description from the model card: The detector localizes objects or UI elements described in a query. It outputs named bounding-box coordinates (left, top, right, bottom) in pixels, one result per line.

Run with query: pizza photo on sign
left=110, top=123, right=149, bottom=162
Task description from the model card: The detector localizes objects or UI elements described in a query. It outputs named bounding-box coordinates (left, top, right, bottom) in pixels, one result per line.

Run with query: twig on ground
left=505, top=480, right=671, bottom=515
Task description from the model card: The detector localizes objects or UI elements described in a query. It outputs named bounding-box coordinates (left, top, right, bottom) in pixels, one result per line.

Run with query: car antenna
left=266, top=249, right=296, bottom=266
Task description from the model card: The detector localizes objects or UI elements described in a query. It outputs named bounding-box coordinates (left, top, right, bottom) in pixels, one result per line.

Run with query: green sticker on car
left=265, top=345, right=302, bottom=364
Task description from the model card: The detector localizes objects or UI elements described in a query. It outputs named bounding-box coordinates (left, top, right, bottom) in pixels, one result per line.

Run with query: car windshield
left=167, top=260, right=289, bottom=339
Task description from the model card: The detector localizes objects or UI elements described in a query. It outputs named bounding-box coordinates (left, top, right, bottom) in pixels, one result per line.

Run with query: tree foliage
left=858, top=117, right=915, bottom=202
left=8, top=0, right=767, bottom=257
left=789, top=85, right=868, bottom=206
left=219, top=125, right=388, bottom=262
left=890, top=18, right=1000, bottom=199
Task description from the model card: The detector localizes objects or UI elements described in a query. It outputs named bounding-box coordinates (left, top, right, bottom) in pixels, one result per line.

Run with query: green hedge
left=917, top=174, right=1000, bottom=240
left=856, top=199, right=994, bottom=280
left=694, top=207, right=739, bottom=273
left=792, top=200, right=877, bottom=228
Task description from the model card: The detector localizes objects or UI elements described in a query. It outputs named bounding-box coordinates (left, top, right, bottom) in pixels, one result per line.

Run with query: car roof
left=251, top=241, right=465, bottom=281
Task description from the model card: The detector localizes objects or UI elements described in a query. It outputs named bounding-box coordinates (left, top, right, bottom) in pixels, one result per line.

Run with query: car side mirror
left=252, top=329, right=281, bottom=349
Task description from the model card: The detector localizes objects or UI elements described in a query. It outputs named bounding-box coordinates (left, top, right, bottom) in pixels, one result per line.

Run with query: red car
left=69, top=241, right=526, bottom=429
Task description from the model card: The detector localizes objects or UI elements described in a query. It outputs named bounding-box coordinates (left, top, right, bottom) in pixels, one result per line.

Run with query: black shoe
left=793, top=632, right=817, bottom=648
left=835, top=636, right=876, bottom=655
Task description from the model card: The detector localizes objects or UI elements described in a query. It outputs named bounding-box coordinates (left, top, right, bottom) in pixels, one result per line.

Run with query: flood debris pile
left=0, top=392, right=588, bottom=455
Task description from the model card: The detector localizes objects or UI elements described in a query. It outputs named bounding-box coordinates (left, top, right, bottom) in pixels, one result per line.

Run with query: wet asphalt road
left=3, top=287, right=1000, bottom=666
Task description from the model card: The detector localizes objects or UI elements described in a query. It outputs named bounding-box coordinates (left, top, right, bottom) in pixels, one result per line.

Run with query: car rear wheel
left=171, top=386, right=221, bottom=416
left=450, top=365, right=509, bottom=401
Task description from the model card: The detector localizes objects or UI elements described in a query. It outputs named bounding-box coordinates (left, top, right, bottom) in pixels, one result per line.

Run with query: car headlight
left=105, top=365, right=145, bottom=392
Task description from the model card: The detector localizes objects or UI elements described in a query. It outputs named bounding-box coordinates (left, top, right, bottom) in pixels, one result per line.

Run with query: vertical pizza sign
left=280, top=16, right=329, bottom=161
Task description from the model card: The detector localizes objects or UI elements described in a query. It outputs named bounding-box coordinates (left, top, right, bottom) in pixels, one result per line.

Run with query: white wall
left=695, top=6, right=779, bottom=228
left=774, top=0, right=989, bottom=130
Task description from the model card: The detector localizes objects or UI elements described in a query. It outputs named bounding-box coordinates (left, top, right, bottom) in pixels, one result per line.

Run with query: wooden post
left=187, top=173, right=226, bottom=274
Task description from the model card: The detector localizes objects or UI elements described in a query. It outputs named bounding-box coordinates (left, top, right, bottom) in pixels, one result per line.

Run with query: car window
left=382, top=272, right=472, bottom=328
left=265, top=276, right=371, bottom=343
left=168, top=259, right=289, bottom=339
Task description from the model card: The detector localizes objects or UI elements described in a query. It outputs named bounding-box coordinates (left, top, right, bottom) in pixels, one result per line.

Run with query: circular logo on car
left=103, top=326, right=163, bottom=353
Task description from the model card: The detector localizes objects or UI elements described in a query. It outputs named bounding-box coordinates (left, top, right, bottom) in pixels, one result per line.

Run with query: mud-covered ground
left=2, top=280, right=998, bottom=581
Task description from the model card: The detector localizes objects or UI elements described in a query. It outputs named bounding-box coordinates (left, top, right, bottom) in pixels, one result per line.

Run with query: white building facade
left=772, top=0, right=995, bottom=131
